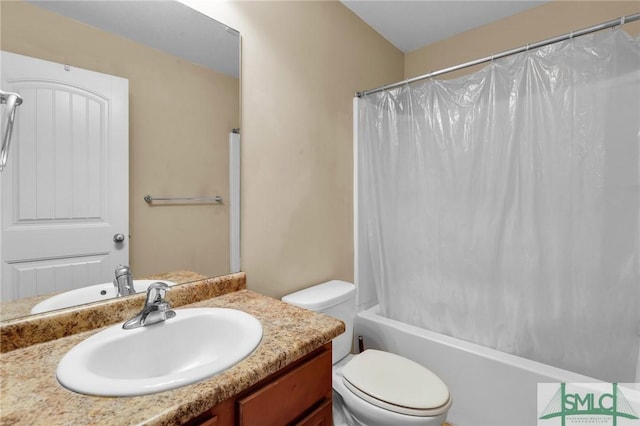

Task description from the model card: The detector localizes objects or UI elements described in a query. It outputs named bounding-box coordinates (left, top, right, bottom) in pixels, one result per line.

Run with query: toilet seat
left=341, top=350, right=451, bottom=417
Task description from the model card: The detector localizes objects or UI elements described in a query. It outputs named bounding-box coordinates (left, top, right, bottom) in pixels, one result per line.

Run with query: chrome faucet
left=123, top=282, right=176, bottom=330
left=114, top=265, right=136, bottom=297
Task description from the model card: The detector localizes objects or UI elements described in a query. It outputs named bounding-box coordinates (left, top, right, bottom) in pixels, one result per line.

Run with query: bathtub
left=354, top=305, right=597, bottom=426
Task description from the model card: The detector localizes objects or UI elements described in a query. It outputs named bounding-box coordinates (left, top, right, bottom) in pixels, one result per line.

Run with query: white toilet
left=282, top=280, right=451, bottom=426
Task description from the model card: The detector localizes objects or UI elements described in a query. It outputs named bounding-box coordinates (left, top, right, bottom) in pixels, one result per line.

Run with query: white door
left=0, top=51, right=129, bottom=301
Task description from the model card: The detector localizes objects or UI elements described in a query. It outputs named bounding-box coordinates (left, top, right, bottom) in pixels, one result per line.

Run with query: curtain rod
left=356, top=12, right=640, bottom=98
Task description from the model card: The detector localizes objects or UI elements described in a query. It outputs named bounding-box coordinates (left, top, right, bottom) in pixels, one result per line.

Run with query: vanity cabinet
left=187, top=343, right=332, bottom=426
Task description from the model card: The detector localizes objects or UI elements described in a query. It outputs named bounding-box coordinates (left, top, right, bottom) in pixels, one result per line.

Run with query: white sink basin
left=57, top=308, right=262, bottom=396
left=30, top=280, right=175, bottom=314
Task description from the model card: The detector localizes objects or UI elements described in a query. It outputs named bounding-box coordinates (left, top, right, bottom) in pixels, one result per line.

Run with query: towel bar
left=144, top=195, right=223, bottom=204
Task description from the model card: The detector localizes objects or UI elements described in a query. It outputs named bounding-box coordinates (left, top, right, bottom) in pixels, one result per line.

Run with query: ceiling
left=341, top=0, right=548, bottom=53
left=28, top=1, right=550, bottom=76
left=27, top=0, right=240, bottom=78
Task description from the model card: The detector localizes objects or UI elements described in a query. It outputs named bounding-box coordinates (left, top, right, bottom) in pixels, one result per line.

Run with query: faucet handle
left=145, top=282, right=170, bottom=305
left=114, top=264, right=131, bottom=278
left=122, top=282, right=175, bottom=330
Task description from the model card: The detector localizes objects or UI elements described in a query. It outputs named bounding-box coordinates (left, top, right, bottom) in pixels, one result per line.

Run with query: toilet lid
left=341, top=349, right=451, bottom=417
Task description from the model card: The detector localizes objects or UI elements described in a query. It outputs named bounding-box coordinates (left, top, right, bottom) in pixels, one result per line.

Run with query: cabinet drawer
left=238, top=349, right=332, bottom=426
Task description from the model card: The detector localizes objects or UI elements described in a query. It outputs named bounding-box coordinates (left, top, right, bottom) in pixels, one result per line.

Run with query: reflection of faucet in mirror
left=123, top=282, right=176, bottom=330
left=113, top=265, right=136, bottom=297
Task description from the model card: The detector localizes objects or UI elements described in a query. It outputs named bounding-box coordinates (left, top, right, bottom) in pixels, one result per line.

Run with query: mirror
left=0, top=0, right=240, bottom=321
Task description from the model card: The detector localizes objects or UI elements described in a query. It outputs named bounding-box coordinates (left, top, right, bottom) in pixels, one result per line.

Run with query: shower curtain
left=358, top=29, right=640, bottom=382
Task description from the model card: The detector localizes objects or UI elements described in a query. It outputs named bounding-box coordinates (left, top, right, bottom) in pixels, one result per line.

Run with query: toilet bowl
left=333, top=352, right=451, bottom=426
left=282, top=280, right=451, bottom=426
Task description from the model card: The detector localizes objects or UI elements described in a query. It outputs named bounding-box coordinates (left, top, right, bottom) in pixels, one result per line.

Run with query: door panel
left=1, top=51, right=128, bottom=301
left=6, top=255, right=108, bottom=299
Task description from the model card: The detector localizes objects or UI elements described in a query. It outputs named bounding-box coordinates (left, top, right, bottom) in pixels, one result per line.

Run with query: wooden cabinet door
left=187, top=398, right=234, bottom=426
left=294, top=399, right=332, bottom=426
left=198, top=416, right=218, bottom=426
left=237, top=349, right=332, bottom=426
left=187, top=345, right=333, bottom=426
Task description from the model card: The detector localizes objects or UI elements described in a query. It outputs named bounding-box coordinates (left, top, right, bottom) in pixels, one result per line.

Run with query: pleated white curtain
left=358, top=29, right=640, bottom=382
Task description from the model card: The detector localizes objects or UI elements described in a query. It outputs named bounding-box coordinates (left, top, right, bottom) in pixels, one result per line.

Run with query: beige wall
left=185, top=1, right=404, bottom=298
left=238, top=2, right=403, bottom=299
left=11, top=0, right=628, bottom=300
left=191, top=0, right=640, bottom=299
left=1, top=1, right=239, bottom=279
left=406, top=1, right=640, bottom=80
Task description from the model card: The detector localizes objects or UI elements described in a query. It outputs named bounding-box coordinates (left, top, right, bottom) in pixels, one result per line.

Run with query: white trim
left=353, top=97, right=359, bottom=304
left=229, top=132, right=240, bottom=273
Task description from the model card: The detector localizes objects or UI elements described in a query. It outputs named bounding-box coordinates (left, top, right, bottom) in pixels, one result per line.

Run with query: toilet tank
left=282, top=280, right=355, bottom=364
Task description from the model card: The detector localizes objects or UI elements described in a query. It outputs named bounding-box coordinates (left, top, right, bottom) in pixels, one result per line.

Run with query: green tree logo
left=539, top=383, right=639, bottom=426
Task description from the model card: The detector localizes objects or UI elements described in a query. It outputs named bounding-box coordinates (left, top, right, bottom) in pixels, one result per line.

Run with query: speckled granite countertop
left=0, top=289, right=344, bottom=426
left=1, top=273, right=244, bottom=352
left=0, top=270, right=208, bottom=322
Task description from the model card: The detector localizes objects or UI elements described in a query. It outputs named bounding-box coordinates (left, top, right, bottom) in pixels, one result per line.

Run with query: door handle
left=113, top=233, right=126, bottom=243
